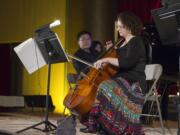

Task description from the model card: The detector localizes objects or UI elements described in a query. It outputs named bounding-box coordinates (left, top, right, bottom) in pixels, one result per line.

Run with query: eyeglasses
left=79, top=38, right=91, bottom=41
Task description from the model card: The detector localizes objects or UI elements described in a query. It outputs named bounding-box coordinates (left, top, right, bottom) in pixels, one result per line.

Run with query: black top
left=115, top=36, right=147, bottom=94
left=72, top=48, right=99, bottom=75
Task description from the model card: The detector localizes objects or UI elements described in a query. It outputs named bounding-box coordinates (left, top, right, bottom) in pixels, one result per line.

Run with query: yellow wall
left=66, top=0, right=86, bottom=76
left=0, top=0, right=67, bottom=113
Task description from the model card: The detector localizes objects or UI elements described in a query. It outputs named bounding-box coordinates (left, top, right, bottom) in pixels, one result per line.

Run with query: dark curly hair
left=116, top=12, right=143, bottom=36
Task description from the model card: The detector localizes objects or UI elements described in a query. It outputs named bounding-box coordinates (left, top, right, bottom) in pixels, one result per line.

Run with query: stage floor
left=0, top=112, right=178, bottom=135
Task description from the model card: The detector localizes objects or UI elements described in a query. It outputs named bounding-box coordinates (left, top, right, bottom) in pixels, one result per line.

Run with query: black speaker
left=24, top=95, right=55, bottom=111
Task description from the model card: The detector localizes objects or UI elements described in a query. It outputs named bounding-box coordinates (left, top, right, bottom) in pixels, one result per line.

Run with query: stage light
left=50, top=20, right=61, bottom=28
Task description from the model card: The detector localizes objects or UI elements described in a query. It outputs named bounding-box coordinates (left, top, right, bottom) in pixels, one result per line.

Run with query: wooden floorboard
left=0, top=112, right=178, bottom=135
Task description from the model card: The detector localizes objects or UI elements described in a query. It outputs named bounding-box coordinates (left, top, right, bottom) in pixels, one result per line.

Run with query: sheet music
left=14, top=38, right=47, bottom=74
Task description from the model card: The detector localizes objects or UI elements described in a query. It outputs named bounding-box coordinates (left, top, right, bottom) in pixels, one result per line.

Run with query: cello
left=64, top=38, right=124, bottom=115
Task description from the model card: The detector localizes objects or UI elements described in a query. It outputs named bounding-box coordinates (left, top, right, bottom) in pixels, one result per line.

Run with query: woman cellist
left=80, top=12, right=147, bottom=135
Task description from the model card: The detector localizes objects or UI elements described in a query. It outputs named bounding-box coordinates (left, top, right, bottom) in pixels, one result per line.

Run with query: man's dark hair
left=77, top=31, right=92, bottom=40
left=92, top=40, right=104, bottom=51
left=116, top=12, right=143, bottom=35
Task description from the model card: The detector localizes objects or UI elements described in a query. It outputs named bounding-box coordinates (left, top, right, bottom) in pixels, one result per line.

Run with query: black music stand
left=16, top=23, right=69, bottom=133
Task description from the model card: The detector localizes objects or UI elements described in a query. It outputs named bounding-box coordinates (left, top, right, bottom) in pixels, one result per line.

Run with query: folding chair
left=142, top=64, right=165, bottom=135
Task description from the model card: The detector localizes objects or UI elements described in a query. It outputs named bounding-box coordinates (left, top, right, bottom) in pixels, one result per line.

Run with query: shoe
left=80, top=127, right=87, bottom=132
left=80, top=127, right=97, bottom=133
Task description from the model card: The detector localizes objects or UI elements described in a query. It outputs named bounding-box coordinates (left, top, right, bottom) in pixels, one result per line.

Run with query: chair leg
left=156, top=95, right=165, bottom=135
left=148, top=100, right=155, bottom=123
left=149, top=100, right=155, bottom=115
left=145, top=101, right=155, bottom=124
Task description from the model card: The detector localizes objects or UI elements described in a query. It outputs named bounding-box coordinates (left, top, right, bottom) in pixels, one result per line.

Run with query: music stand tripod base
left=16, top=63, right=57, bottom=134
left=16, top=120, right=56, bottom=133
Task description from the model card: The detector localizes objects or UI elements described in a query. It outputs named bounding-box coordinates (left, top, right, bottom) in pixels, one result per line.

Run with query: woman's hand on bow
left=94, top=57, right=119, bottom=69
left=94, top=58, right=109, bottom=69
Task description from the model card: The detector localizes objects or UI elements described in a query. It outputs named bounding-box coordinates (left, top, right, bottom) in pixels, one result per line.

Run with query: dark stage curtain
left=0, top=45, right=11, bottom=95
left=118, top=0, right=161, bottom=23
